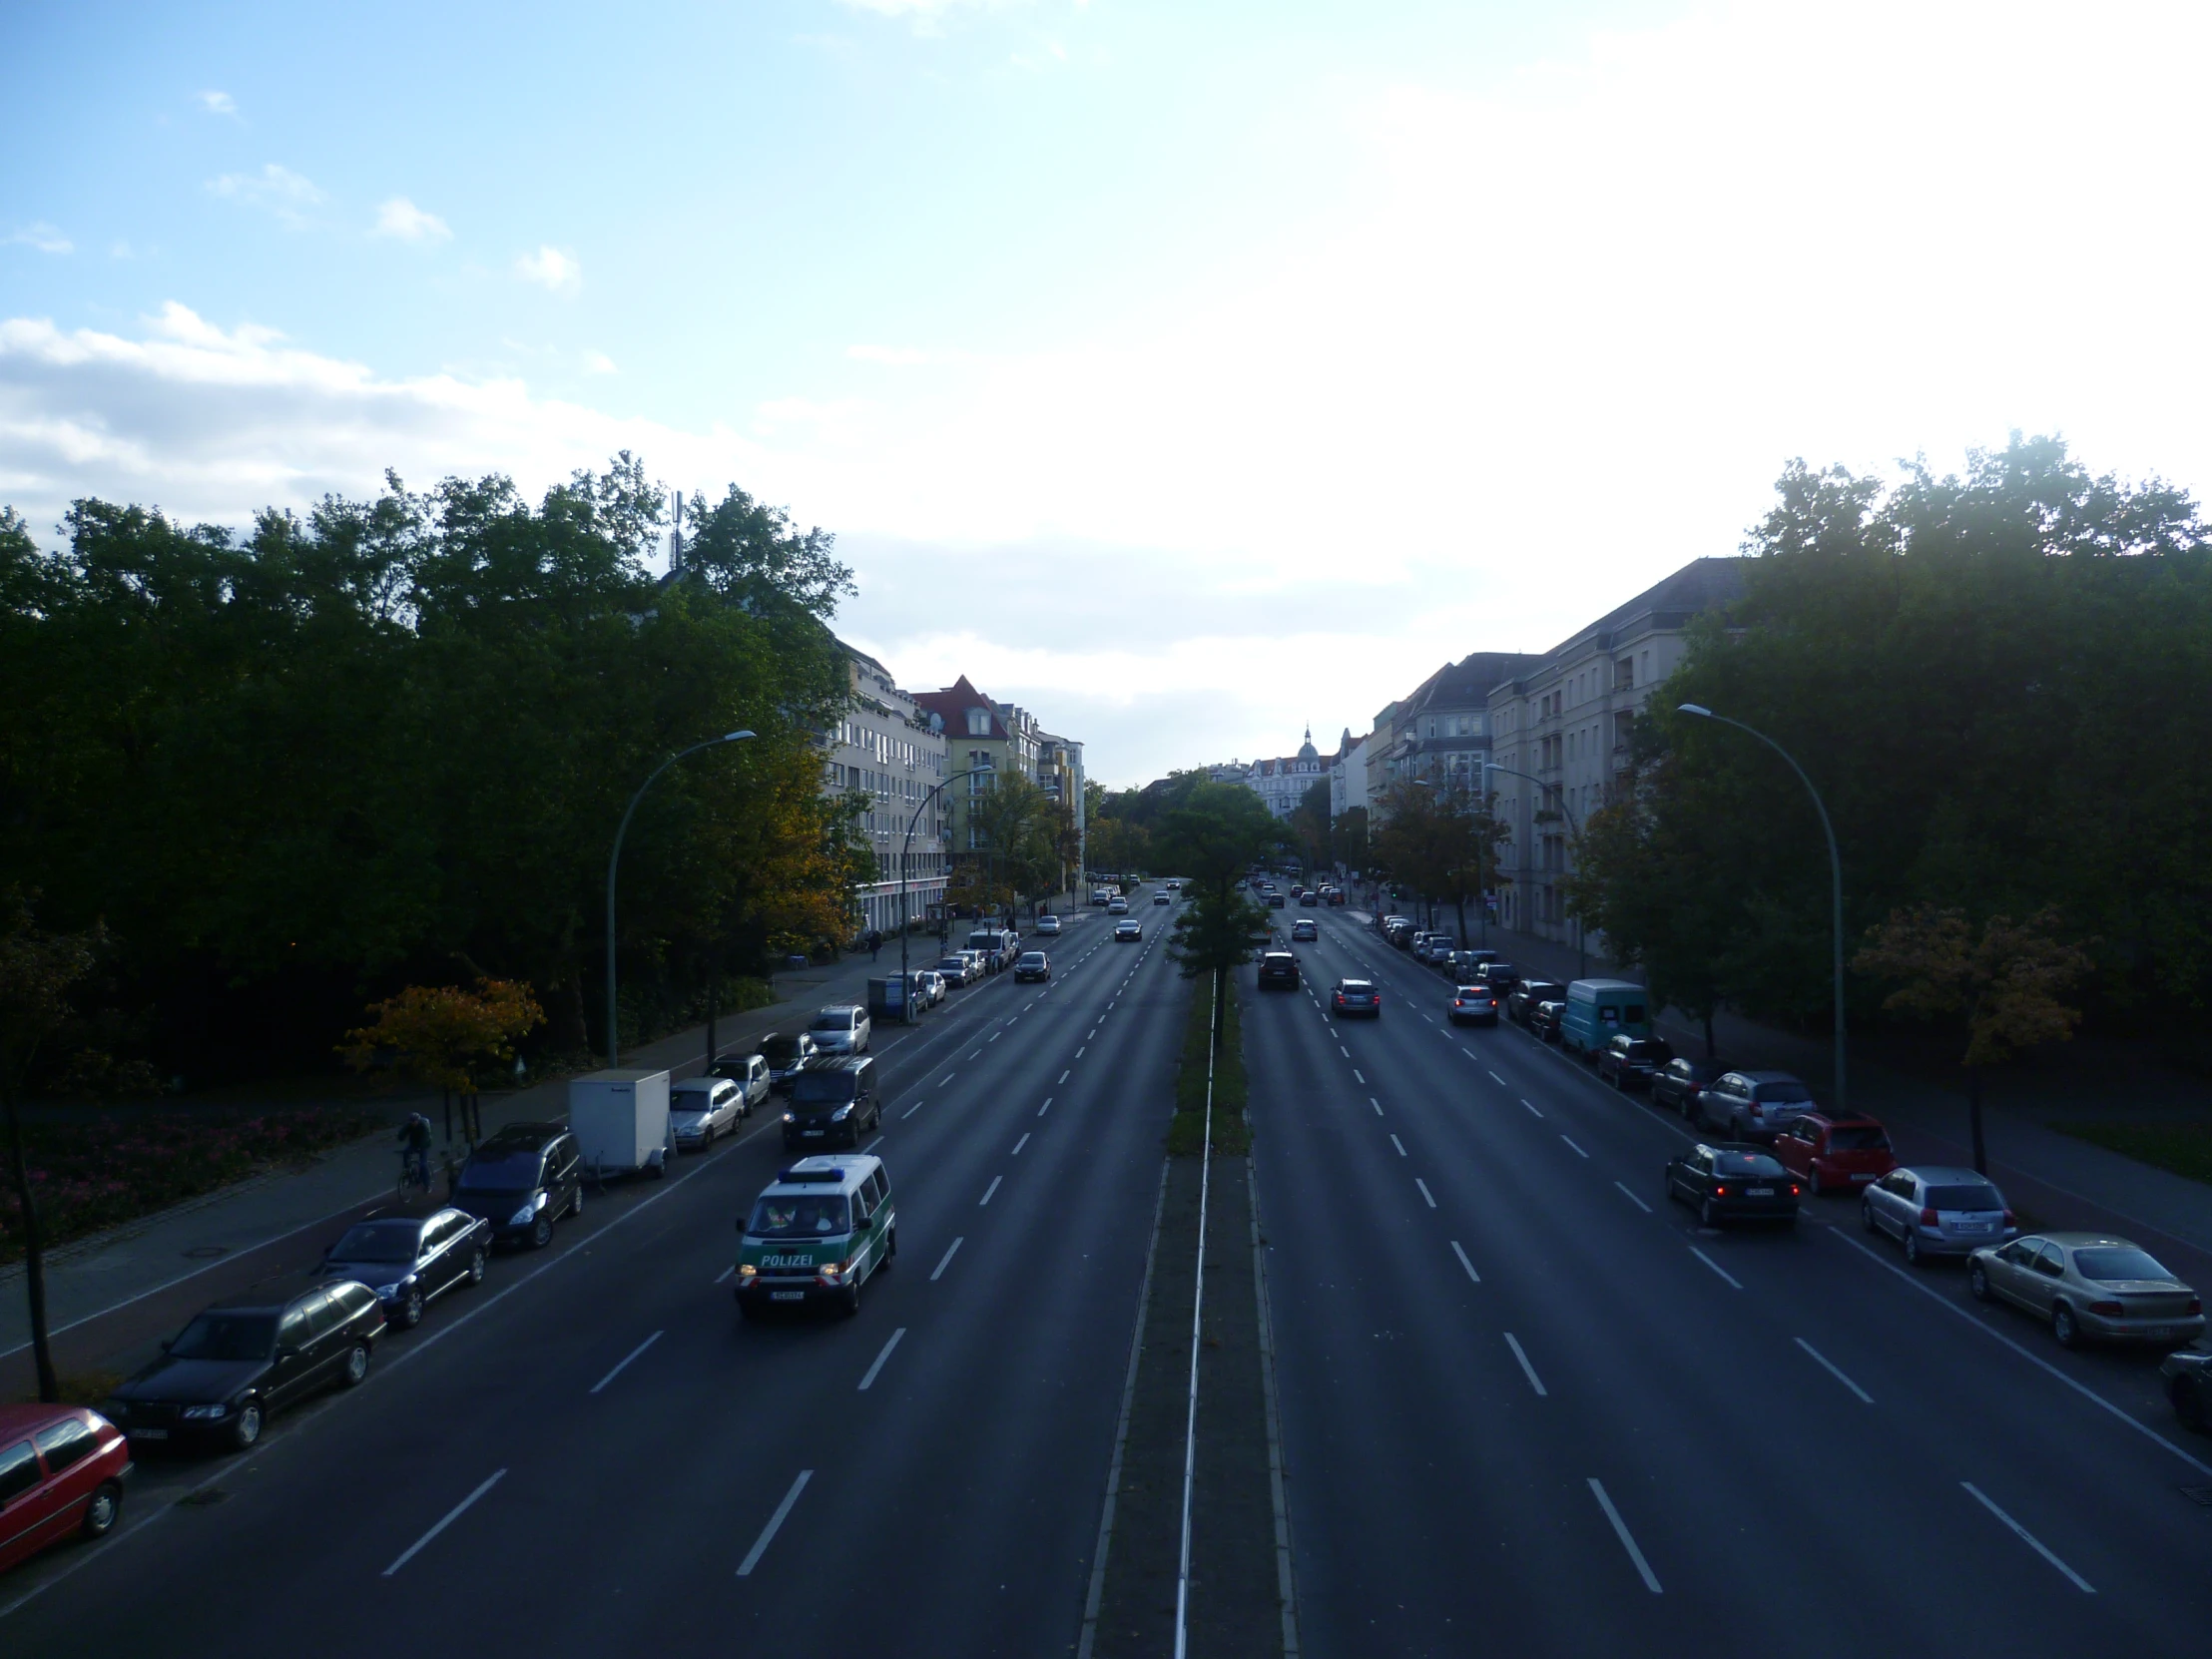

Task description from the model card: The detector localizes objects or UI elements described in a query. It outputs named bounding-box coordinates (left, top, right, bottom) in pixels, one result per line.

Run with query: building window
left=966, top=709, right=990, bottom=736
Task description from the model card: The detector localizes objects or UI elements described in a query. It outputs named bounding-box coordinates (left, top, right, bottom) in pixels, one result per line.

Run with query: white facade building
left=828, top=644, right=950, bottom=937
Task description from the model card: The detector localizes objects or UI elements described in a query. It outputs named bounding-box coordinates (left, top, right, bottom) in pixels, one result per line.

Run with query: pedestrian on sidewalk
left=867, top=927, right=882, bottom=960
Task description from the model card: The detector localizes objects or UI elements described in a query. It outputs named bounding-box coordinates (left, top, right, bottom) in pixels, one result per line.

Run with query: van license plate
left=771, top=1291, right=805, bottom=1302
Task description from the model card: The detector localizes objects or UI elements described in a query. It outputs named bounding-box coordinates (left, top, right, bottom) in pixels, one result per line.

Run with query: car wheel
left=530, top=1213, right=553, bottom=1250
left=398, top=1288, right=424, bottom=1329
left=340, top=1342, right=370, bottom=1386
left=2172, top=1375, right=2208, bottom=1433
left=738, top=1299, right=762, bottom=1323
left=1699, top=1197, right=1719, bottom=1228
left=842, top=1281, right=862, bottom=1318
left=885, top=1226, right=897, bottom=1260
left=467, top=1249, right=487, bottom=1286
left=81, top=1479, right=123, bottom=1538
left=2052, top=1303, right=2080, bottom=1350
left=1903, top=1230, right=1922, bottom=1266
left=1968, top=1263, right=1990, bottom=1300
left=230, top=1400, right=264, bottom=1450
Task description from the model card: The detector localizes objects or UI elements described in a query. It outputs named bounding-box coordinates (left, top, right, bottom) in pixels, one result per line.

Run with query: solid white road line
left=1559, top=1134, right=1588, bottom=1158
left=1587, top=1479, right=1662, bottom=1593
left=930, top=1236, right=964, bottom=1281
left=857, top=1327, right=907, bottom=1390
left=1688, top=1246, right=1743, bottom=1289
left=383, top=1469, right=507, bottom=1577
left=1522, top=1098, right=1544, bottom=1118
left=1961, top=1482, right=2095, bottom=1592
left=1795, top=1338, right=1874, bottom=1403
left=588, top=1330, right=663, bottom=1394
left=714, top=1264, right=735, bottom=1284
left=1370, top=1097, right=1382, bottom=1116
left=1388, top=1134, right=1407, bottom=1157
left=1039, top=1097, right=1053, bottom=1116
left=1503, top=1333, right=1547, bottom=1396
left=1450, top=1241, right=1480, bottom=1283
left=1613, top=1181, right=1653, bottom=1214
left=1414, top=1178, right=1437, bottom=1208
left=979, top=1175, right=1003, bottom=1206
left=1012, top=1133, right=1031, bottom=1155
left=737, top=1470, right=814, bottom=1576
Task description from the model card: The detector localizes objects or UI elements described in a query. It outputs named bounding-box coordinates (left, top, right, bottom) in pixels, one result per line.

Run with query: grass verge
left=1168, top=972, right=1250, bottom=1155
left=2052, top=1119, right=2212, bottom=1188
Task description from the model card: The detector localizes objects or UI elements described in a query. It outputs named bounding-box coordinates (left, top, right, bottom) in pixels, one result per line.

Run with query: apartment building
left=828, top=644, right=951, bottom=937
left=909, top=675, right=1045, bottom=867
left=1035, top=731, right=1087, bottom=892
left=1364, top=652, right=1544, bottom=815
left=1247, top=729, right=1329, bottom=820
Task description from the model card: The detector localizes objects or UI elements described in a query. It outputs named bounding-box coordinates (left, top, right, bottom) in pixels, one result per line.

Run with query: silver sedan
left=1969, top=1233, right=2205, bottom=1350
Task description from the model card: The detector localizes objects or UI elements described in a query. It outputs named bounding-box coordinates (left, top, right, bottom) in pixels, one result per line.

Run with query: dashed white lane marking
left=588, top=1330, right=663, bottom=1394
left=1613, top=1181, right=1653, bottom=1213
left=979, top=1175, right=1003, bottom=1206
left=737, top=1470, right=814, bottom=1577
left=1960, top=1481, right=2095, bottom=1593
left=1038, top=1097, right=1053, bottom=1116
left=715, top=1264, right=735, bottom=1284
left=901, top=1097, right=928, bottom=1119
left=1388, top=1134, right=1407, bottom=1157
left=1414, top=1178, right=1437, bottom=1208
left=1450, top=1241, right=1480, bottom=1283
left=1559, top=1135, right=1588, bottom=1159
left=1522, top=1099, right=1544, bottom=1118
left=1489, top=1070, right=1506, bottom=1085
left=1076, top=1046, right=1087, bottom=1059
left=1795, top=1338, right=1873, bottom=1403
left=1012, top=1133, right=1031, bottom=1155
left=383, top=1468, right=507, bottom=1577
left=1339, top=1045, right=1351, bottom=1057
left=1088, top=1028, right=1098, bottom=1039
left=1588, top=1479, right=1662, bottom=1594
left=1058, top=1070, right=1070, bottom=1084
left=857, top=1327, right=906, bottom=1391
left=1688, top=1246, right=1743, bottom=1289
left=1370, top=1097, right=1382, bottom=1116
left=930, top=1237, right=963, bottom=1281
left=1353, top=1069, right=1366, bottom=1084
left=863, top=1135, right=883, bottom=1153
left=991, top=1030, right=1003, bottom=1041
left=1504, top=1333, right=1548, bottom=1396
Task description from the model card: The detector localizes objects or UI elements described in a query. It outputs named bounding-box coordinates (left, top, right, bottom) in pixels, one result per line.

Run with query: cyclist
left=398, top=1112, right=432, bottom=1191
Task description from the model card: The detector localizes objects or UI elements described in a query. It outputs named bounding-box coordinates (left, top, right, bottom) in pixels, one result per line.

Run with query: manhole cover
left=2181, top=1486, right=2212, bottom=1507
left=177, top=1488, right=229, bottom=1507
left=182, top=1245, right=228, bottom=1260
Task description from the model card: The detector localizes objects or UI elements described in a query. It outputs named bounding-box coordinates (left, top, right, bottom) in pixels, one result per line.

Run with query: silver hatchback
left=1862, top=1166, right=2016, bottom=1264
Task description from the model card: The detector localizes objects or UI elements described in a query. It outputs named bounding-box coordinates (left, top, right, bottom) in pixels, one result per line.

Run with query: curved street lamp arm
left=898, top=764, right=994, bottom=980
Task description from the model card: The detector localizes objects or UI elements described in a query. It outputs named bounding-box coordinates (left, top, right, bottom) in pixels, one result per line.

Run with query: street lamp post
left=1482, top=762, right=1585, bottom=977
left=899, top=764, right=994, bottom=984
left=606, top=730, right=756, bottom=1069
left=1677, top=704, right=1847, bottom=1118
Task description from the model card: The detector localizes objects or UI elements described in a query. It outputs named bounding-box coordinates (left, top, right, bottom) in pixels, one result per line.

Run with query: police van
left=733, top=1156, right=896, bottom=1319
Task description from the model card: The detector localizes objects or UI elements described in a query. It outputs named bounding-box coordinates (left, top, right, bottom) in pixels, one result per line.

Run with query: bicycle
left=396, top=1149, right=433, bottom=1205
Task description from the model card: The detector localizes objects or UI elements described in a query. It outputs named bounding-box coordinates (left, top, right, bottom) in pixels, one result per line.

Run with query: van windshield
left=747, top=1196, right=850, bottom=1238
left=791, top=1072, right=858, bottom=1107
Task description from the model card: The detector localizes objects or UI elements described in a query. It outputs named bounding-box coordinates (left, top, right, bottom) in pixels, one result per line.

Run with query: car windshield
left=1714, top=1153, right=1787, bottom=1177
left=1928, top=1184, right=2001, bottom=1211
left=762, top=1037, right=805, bottom=1064
left=746, top=1195, right=851, bottom=1238
left=1752, top=1080, right=1813, bottom=1103
left=169, top=1312, right=277, bottom=1361
left=1827, top=1125, right=1891, bottom=1151
left=328, top=1222, right=419, bottom=1262
left=457, top=1149, right=543, bottom=1192
left=1620, top=1040, right=1671, bottom=1060
left=2072, top=1247, right=2173, bottom=1282
left=791, top=1072, right=857, bottom=1106
left=1019, top=954, right=1046, bottom=966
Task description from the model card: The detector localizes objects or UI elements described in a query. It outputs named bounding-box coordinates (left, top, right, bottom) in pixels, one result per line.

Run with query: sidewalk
left=0, top=940, right=916, bottom=1365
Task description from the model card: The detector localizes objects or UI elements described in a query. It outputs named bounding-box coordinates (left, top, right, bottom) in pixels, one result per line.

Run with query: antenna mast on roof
left=669, top=490, right=685, bottom=575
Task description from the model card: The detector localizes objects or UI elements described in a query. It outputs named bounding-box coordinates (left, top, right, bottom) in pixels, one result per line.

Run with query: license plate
left=770, top=1291, right=806, bottom=1302
left=803, top=1129, right=824, bottom=1137
left=128, top=1428, right=168, bottom=1440
left=1850, top=1172, right=1874, bottom=1182
left=2140, top=1326, right=2175, bottom=1340
left=1952, top=1221, right=1992, bottom=1233
left=1748, top=1187, right=1773, bottom=1197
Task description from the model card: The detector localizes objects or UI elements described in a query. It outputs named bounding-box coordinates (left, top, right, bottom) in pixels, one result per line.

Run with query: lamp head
left=725, top=729, right=758, bottom=742
left=1675, top=704, right=1712, bottom=719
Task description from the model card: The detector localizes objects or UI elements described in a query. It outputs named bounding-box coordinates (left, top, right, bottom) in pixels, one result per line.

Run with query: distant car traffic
left=1113, top=918, right=1142, bottom=941
left=1107, top=898, right=1129, bottom=915
left=1035, top=913, right=1062, bottom=934
left=1291, top=918, right=1318, bottom=941
left=0, top=1404, right=130, bottom=1573
left=1258, top=950, right=1300, bottom=989
left=1448, top=985, right=1499, bottom=1026
left=1771, top=1112, right=1895, bottom=1193
left=1332, top=978, right=1380, bottom=1017
left=318, top=1208, right=491, bottom=1328
left=1862, top=1167, right=2015, bottom=1265
left=1970, top=1234, right=2204, bottom=1350
left=1014, top=950, right=1051, bottom=981
left=1664, top=1143, right=1802, bottom=1227
left=1154, top=891, right=1170, bottom=904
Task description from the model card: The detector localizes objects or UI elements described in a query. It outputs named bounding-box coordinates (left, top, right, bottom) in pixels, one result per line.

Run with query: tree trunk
left=4, top=1094, right=60, bottom=1403
left=1702, top=1009, right=1716, bottom=1061
left=1453, top=895, right=1468, bottom=946
left=441, top=1086, right=452, bottom=1145
left=1967, top=1066, right=1987, bottom=1175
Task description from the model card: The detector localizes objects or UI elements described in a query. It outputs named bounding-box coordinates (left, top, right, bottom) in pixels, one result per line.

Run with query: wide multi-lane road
left=2, top=901, right=1186, bottom=1655
left=1253, top=903, right=2212, bottom=1657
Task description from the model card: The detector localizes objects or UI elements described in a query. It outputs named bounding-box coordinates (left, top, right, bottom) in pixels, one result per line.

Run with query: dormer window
left=966, top=709, right=990, bottom=736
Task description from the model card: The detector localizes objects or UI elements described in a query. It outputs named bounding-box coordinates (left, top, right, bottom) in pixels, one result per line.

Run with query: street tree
left=1370, top=781, right=1505, bottom=942
left=1155, top=782, right=1276, bottom=1033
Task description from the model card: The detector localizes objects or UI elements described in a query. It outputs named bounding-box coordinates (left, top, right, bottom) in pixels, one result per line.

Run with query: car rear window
left=1826, top=1125, right=1891, bottom=1151
left=810, top=1012, right=855, bottom=1032
left=1341, top=980, right=1373, bottom=992
left=1714, top=1153, right=1787, bottom=1177
left=2071, top=1247, right=2173, bottom=1282
left=1620, top=1040, right=1671, bottom=1060
left=1751, top=1080, right=1813, bottom=1103
left=761, top=1036, right=805, bottom=1064
left=1928, top=1185, right=2001, bottom=1211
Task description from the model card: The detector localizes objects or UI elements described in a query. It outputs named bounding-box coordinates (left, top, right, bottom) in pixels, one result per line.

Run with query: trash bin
left=784, top=953, right=809, bottom=972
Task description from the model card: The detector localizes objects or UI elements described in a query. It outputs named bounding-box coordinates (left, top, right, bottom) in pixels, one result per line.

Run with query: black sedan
left=1530, top=999, right=1565, bottom=1042
left=1331, top=979, right=1381, bottom=1017
left=104, top=1282, right=384, bottom=1451
left=1597, top=1034, right=1674, bottom=1091
left=1652, top=1058, right=1726, bottom=1116
left=1508, top=980, right=1566, bottom=1026
left=1665, top=1143, right=1802, bottom=1227
left=318, top=1207, right=490, bottom=1329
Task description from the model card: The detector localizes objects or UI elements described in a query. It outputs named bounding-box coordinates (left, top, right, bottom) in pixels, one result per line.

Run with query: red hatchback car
left=0, top=1404, right=130, bottom=1574
left=1772, top=1112, right=1897, bottom=1195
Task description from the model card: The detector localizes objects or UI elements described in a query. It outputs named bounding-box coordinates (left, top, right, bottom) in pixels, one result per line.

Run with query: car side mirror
left=276, top=1345, right=300, bottom=1364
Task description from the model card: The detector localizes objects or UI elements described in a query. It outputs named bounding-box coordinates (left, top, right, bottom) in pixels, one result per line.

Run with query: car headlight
left=830, top=1105, right=852, bottom=1120
left=181, top=1403, right=230, bottom=1420
left=782, top=1111, right=796, bottom=1123
left=736, top=1264, right=758, bottom=1280
left=508, top=1202, right=538, bottom=1227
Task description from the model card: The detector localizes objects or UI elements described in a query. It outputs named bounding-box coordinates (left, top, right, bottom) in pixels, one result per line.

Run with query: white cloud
left=372, top=197, right=451, bottom=244
left=514, top=246, right=581, bottom=293
left=6, top=224, right=72, bottom=255
left=584, top=350, right=617, bottom=375
left=207, top=164, right=324, bottom=225
left=197, top=90, right=237, bottom=116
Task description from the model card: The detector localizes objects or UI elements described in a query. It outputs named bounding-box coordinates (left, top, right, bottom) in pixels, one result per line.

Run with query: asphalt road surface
left=1252, top=904, right=2212, bottom=1658
left=1, top=903, right=1186, bottom=1657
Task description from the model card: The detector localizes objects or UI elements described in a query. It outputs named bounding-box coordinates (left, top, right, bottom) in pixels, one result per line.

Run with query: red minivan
left=0, top=1404, right=131, bottom=1574
left=1772, top=1112, right=1898, bottom=1195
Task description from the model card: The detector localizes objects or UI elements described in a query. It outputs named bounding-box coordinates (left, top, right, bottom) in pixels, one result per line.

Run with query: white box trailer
left=568, top=1068, right=672, bottom=1179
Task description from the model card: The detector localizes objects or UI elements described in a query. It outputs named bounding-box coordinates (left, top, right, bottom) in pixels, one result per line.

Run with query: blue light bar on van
left=777, top=1166, right=847, bottom=1184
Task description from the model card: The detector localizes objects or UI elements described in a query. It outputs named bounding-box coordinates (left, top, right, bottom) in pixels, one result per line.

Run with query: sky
left=5, top=0, right=2210, bottom=788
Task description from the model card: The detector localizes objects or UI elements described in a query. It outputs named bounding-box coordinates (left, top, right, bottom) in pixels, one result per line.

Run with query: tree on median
left=1154, top=782, right=1277, bottom=1035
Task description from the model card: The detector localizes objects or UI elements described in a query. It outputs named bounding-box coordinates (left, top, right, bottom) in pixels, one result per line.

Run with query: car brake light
left=2087, top=1301, right=2123, bottom=1317
left=1714, top=1185, right=1727, bottom=1197
left=2002, top=1210, right=2016, bottom=1227
left=1919, top=1207, right=1939, bottom=1227
left=2186, top=1297, right=2203, bottom=1316
left=1789, top=1185, right=1801, bottom=1196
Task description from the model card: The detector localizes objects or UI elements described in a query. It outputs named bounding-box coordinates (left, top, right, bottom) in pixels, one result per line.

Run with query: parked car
left=1530, top=999, right=1566, bottom=1042
left=760, top=1031, right=819, bottom=1090
left=318, top=1208, right=490, bottom=1328
left=1014, top=950, right=1051, bottom=982
left=1507, top=979, right=1566, bottom=1026
left=1332, top=978, right=1381, bottom=1017
left=1114, top=918, right=1143, bottom=941
left=1862, top=1166, right=2016, bottom=1265
left=0, top=1404, right=130, bottom=1573
left=2162, top=1342, right=2212, bottom=1433
left=670, top=1075, right=750, bottom=1149
left=809, top=1005, right=871, bottom=1054
left=708, top=1051, right=775, bottom=1108
left=1596, top=1034, right=1674, bottom=1091
left=1650, top=1057, right=1724, bottom=1115
left=1258, top=951, right=1300, bottom=990
left=914, top=969, right=946, bottom=1007
left=934, top=954, right=975, bottom=987
left=1770, top=1112, right=1895, bottom=1194
left=1448, top=985, right=1499, bottom=1026
left=783, top=1056, right=879, bottom=1149
left=1664, top=1143, right=1802, bottom=1227
left=1473, top=960, right=1520, bottom=994
left=1267, top=892, right=1285, bottom=909
left=1695, top=1070, right=1817, bottom=1140
left=1291, top=918, right=1318, bottom=942
left=1035, top=913, right=1062, bottom=935
left=450, top=1123, right=585, bottom=1249
left=105, top=1282, right=384, bottom=1452
left=1970, top=1234, right=2205, bottom=1351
